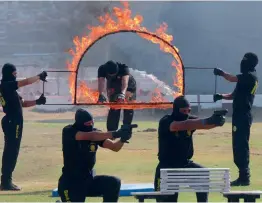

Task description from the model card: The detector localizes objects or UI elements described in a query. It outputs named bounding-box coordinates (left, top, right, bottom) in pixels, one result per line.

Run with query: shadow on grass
left=1, top=190, right=52, bottom=196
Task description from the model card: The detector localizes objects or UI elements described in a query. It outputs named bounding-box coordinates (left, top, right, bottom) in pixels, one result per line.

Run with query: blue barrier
left=52, top=183, right=154, bottom=197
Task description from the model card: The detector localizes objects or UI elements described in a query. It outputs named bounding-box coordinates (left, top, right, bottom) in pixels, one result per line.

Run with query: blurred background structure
left=0, top=1, right=261, bottom=117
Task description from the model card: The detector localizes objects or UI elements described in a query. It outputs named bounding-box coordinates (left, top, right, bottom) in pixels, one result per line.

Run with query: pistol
left=214, top=109, right=228, bottom=116
left=120, top=124, right=138, bottom=131
left=120, top=124, right=138, bottom=143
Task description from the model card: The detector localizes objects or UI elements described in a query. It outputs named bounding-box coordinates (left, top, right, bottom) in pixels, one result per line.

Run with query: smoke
left=0, top=1, right=112, bottom=69
left=130, top=68, right=176, bottom=101
left=104, top=1, right=262, bottom=94
left=3, top=1, right=261, bottom=94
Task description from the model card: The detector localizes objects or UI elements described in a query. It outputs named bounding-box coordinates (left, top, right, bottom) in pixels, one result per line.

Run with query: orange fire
left=66, top=1, right=183, bottom=109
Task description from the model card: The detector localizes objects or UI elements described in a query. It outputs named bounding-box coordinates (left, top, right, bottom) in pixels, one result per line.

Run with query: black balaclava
left=171, top=95, right=190, bottom=121
left=240, top=52, right=258, bottom=74
left=1, top=63, right=17, bottom=82
left=73, top=108, right=94, bottom=132
left=105, top=60, right=119, bottom=78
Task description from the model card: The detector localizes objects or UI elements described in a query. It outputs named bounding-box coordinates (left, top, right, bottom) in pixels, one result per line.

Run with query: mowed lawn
left=0, top=110, right=261, bottom=202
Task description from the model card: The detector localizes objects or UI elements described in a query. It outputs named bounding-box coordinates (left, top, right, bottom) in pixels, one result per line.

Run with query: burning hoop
left=44, top=2, right=185, bottom=109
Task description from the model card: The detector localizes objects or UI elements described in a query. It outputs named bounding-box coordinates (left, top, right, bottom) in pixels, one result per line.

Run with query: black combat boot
left=0, top=178, right=21, bottom=191
left=231, top=169, right=250, bottom=186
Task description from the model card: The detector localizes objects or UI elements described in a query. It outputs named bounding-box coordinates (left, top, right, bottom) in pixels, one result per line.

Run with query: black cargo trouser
left=232, top=112, right=252, bottom=179
left=106, top=87, right=136, bottom=131
left=1, top=115, right=23, bottom=184
left=154, top=160, right=208, bottom=203
left=58, top=175, right=121, bottom=202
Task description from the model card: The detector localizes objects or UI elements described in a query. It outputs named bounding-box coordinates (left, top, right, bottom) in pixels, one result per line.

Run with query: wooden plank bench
left=132, top=168, right=262, bottom=202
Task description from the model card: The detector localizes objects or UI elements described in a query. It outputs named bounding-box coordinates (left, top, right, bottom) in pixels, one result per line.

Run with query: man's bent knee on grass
left=57, top=108, right=133, bottom=202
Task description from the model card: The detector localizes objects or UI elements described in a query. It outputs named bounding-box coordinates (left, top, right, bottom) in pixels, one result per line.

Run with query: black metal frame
left=42, top=30, right=217, bottom=106
left=184, top=66, right=218, bottom=99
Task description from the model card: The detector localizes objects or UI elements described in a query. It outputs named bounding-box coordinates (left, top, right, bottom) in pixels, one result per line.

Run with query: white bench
left=132, top=168, right=230, bottom=202
left=160, top=168, right=230, bottom=193
left=132, top=168, right=262, bottom=202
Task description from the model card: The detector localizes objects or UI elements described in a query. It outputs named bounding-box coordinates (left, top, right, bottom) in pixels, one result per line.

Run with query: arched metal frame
left=74, top=30, right=184, bottom=106
left=43, top=30, right=218, bottom=107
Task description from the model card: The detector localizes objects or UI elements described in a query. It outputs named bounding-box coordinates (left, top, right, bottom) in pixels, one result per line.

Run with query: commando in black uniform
left=214, top=52, right=259, bottom=186
left=97, top=61, right=136, bottom=131
left=154, top=96, right=226, bottom=202
left=58, top=108, right=133, bottom=202
left=0, top=63, right=47, bottom=190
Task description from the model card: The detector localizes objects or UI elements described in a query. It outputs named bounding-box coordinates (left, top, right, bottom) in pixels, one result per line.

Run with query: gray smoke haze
left=1, top=1, right=261, bottom=94
left=109, top=1, right=262, bottom=94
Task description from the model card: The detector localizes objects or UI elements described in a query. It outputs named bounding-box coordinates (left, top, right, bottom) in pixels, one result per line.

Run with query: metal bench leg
left=244, top=197, right=257, bottom=203
left=227, top=197, right=239, bottom=203
left=138, top=197, right=145, bottom=202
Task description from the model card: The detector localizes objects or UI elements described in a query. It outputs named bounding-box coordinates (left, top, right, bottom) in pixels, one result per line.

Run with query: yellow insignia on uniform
left=90, top=143, right=96, bottom=152
left=187, top=130, right=191, bottom=136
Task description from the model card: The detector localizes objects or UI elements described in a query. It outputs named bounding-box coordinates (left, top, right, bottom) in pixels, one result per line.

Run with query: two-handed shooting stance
left=58, top=108, right=137, bottom=202
left=154, top=96, right=227, bottom=202
left=213, top=52, right=258, bottom=186
left=97, top=60, right=137, bottom=131
left=0, top=63, right=47, bottom=191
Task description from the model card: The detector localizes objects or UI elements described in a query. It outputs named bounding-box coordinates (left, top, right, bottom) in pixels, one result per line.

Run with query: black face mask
left=1, top=63, right=17, bottom=82
left=171, top=96, right=190, bottom=121
left=240, top=52, right=258, bottom=74
left=73, top=108, right=94, bottom=132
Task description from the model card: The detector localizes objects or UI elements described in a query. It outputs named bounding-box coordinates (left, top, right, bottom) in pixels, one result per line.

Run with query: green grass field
left=0, top=110, right=261, bottom=202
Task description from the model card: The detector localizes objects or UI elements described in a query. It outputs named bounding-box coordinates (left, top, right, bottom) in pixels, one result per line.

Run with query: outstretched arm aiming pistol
left=170, top=110, right=227, bottom=131
left=76, top=124, right=138, bottom=152
left=101, top=124, right=138, bottom=151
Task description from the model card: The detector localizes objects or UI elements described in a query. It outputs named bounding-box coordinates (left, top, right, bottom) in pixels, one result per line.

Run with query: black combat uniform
left=98, top=62, right=136, bottom=131
left=213, top=52, right=259, bottom=186
left=0, top=66, right=23, bottom=190
left=154, top=115, right=208, bottom=203
left=231, top=72, right=258, bottom=183
left=58, top=125, right=121, bottom=202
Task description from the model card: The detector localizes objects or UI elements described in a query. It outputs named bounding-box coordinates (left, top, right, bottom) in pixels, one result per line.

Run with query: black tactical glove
left=213, top=68, right=224, bottom=76
left=213, top=94, right=223, bottom=102
left=204, top=114, right=225, bottom=126
left=36, top=94, right=46, bottom=105
left=112, top=128, right=132, bottom=143
left=115, top=93, right=125, bottom=103
left=98, top=94, right=107, bottom=103
left=38, top=71, right=48, bottom=82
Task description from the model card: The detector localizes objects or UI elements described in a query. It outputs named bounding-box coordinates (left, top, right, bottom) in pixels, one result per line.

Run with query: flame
left=77, top=81, right=99, bottom=103
left=66, top=1, right=183, bottom=109
left=150, top=88, right=168, bottom=103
